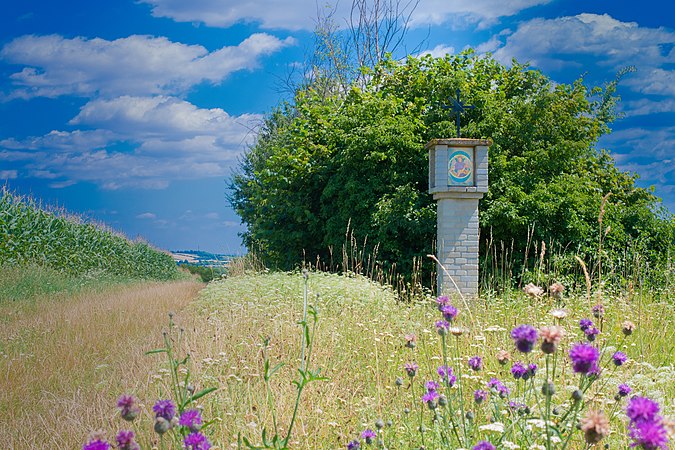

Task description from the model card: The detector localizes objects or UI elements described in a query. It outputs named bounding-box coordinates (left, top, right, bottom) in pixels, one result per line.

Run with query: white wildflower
left=479, top=422, right=505, bottom=433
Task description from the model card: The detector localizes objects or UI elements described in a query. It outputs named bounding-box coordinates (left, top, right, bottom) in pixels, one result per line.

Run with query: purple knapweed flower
left=474, top=389, right=488, bottom=404
left=361, top=429, right=376, bottom=444
left=487, top=377, right=510, bottom=397
left=569, top=343, right=600, bottom=374
left=404, top=362, right=419, bottom=378
left=115, top=430, right=140, bottom=450
left=183, top=432, right=211, bottom=450
left=425, top=380, right=440, bottom=392
left=83, top=440, right=111, bottom=450
left=592, top=304, right=605, bottom=318
left=440, top=304, right=458, bottom=321
left=511, top=325, right=538, bottom=353
left=612, top=351, right=628, bottom=366
left=435, top=319, right=450, bottom=335
left=619, top=384, right=632, bottom=397
left=437, top=365, right=456, bottom=386
left=468, top=356, right=482, bottom=371
left=528, top=363, right=538, bottom=377
left=472, top=440, right=496, bottom=450
left=511, top=362, right=528, bottom=379
left=179, top=409, right=203, bottom=431
left=579, top=318, right=594, bottom=331
left=117, top=394, right=140, bottom=422
left=487, top=377, right=500, bottom=389
left=628, top=419, right=669, bottom=450
left=627, top=397, right=661, bottom=424
left=435, top=295, right=451, bottom=310
left=347, top=440, right=361, bottom=450
left=153, top=399, right=176, bottom=421
left=509, top=401, right=527, bottom=413
left=422, top=389, right=440, bottom=408
left=585, top=326, right=600, bottom=342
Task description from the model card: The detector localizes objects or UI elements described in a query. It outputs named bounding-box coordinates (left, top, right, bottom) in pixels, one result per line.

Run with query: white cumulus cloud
left=141, top=0, right=551, bottom=31
left=491, top=14, right=675, bottom=69
left=1, top=33, right=295, bottom=99
left=0, top=96, right=262, bottom=189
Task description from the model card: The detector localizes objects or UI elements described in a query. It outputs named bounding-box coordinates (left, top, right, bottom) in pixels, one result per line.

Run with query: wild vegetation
left=0, top=188, right=179, bottom=281
left=76, top=270, right=673, bottom=449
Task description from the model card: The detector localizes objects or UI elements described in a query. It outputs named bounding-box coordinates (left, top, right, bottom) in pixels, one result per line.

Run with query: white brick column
left=427, top=138, right=490, bottom=298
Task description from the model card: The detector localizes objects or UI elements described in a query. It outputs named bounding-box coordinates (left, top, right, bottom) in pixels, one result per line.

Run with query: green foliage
left=0, top=188, right=179, bottom=281
left=230, top=51, right=674, bottom=286
left=179, top=263, right=225, bottom=283
left=0, top=263, right=134, bottom=305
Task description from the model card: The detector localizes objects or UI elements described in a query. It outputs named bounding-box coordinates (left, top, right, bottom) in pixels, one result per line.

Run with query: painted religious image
left=448, top=149, right=474, bottom=186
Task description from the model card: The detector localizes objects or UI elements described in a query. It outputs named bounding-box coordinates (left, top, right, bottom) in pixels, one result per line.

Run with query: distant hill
left=170, top=250, right=233, bottom=267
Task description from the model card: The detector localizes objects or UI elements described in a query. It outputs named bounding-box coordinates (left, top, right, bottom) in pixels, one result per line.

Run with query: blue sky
left=1, top=0, right=673, bottom=254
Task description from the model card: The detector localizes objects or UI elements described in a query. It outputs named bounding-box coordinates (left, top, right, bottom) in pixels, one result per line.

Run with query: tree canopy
left=230, top=51, right=674, bottom=288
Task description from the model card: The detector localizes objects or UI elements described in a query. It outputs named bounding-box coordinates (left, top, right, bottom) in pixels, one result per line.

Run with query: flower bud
left=154, top=417, right=170, bottom=434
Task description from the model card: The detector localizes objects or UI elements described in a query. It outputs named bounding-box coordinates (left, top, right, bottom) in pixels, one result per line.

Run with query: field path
left=0, top=280, right=203, bottom=449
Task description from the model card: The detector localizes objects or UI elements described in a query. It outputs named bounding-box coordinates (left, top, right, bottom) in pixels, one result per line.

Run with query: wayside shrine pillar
left=427, top=138, right=490, bottom=298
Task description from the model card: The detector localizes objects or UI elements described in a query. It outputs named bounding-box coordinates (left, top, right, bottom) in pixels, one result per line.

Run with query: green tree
left=230, top=52, right=674, bottom=287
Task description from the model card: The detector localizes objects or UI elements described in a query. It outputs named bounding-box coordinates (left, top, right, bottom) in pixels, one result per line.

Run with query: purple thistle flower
left=627, top=397, right=660, bottom=424
left=361, top=429, right=376, bottom=444
left=440, top=304, right=458, bottom=321
left=468, top=356, right=482, bottom=371
left=508, top=401, right=527, bottom=412
left=422, top=389, right=440, bottom=407
left=569, top=343, right=600, bottom=374
left=183, top=432, right=211, bottom=450
left=435, top=295, right=451, bottom=310
left=115, top=430, right=139, bottom=450
left=629, top=419, right=669, bottom=450
left=579, top=318, right=594, bottom=331
left=153, top=399, right=176, bottom=421
left=117, top=394, right=140, bottom=421
left=82, top=440, right=111, bottom=450
left=585, top=326, right=600, bottom=342
left=511, top=362, right=527, bottom=379
left=511, top=325, right=538, bottom=353
left=619, top=384, right=632, bottom=397
left=528, top=363, right=538, bottom=377
left=179, top=409, right=203, bottom=431
left=474, top=389, right=488, bottom=404
left=473, top=440, right=496, bottom=450
left=612, top=351, right=628, bottom=366
left=404, top=362, right=419, bottom=378
left=592, top=304, right=605, bottom=318
left=435, top=319, right=450, bottom=335
left=347, top=440, right=361, bottom=450
left=487, top=377, right=510, bottom=397
left=116, top=394, right=136, bottom=410
left=425, top=380, right=440, bottom=392
left=437, top=365, right=456, bottom=386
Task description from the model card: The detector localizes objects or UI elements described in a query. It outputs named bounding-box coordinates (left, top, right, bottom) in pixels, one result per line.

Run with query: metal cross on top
left=442, top=88, right=475, bottom=138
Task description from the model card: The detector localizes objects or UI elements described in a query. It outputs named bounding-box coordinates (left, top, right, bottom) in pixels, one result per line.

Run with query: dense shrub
left=230, top=52, right=674, bottom=287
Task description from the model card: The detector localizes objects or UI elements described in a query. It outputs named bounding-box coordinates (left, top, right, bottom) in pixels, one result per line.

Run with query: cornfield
left=0, top=188, right=179, bottom=280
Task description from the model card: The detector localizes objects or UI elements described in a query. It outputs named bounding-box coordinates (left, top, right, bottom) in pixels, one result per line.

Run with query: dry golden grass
left=0, top=280, right=202, bottom=449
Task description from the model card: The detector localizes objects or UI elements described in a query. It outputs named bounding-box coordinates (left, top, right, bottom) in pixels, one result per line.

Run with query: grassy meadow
left=56, top=270, right=668, bottom=449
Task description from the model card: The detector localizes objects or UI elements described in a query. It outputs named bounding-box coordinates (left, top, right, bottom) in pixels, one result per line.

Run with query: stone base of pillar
left=435, top=193, right=482, bottom=297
